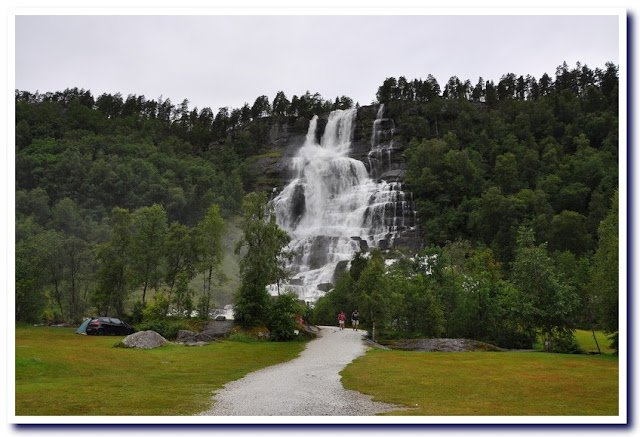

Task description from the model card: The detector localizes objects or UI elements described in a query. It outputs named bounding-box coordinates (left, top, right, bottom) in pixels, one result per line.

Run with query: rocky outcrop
left=175, top=321, right=234, bottom=345
left=388, top=338, right=504, bottom=352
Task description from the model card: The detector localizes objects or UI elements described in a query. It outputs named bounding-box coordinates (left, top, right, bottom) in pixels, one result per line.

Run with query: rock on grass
left=122, top=330, right=168, bottom=349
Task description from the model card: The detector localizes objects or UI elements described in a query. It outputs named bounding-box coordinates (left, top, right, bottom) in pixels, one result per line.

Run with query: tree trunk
left=372, top=321, right=376, bottom=343
left=592, top=328, right=602, bottom=354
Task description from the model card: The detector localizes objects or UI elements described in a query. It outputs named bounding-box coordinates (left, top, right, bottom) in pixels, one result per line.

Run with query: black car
left=85, top=317, right=134, bottom=336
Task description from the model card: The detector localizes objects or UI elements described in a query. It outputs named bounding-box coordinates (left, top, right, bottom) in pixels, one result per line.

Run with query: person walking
left=338, top=311, right=346, bottom=330
left=351, top=310, right=360, bottom=331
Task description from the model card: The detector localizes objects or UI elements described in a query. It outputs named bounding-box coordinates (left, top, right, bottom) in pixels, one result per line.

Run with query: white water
left=271, top=106, right=416, bottom=303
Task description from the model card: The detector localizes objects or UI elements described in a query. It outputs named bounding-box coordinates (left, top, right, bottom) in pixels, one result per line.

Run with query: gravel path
left=197, top=326, right=402, bottom=416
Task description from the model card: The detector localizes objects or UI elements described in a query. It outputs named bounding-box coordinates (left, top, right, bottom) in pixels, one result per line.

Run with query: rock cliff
left=250, top=105, right=423, bottom=254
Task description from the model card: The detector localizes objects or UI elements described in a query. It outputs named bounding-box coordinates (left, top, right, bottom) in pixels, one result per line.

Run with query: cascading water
left=271, top=106, right=417, bottom=303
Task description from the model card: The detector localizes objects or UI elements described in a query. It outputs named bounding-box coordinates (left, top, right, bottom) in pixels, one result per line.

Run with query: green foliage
left=194, top=204, right=227, bottom=317
left=511, top=227, right=580, bottom=351
left=387, top=264, right=443, bottom=338
left=267, top=293, right=305, bottom=341
left=141, top=291, right=171, bottom=321
left=548, top=330, right=583, bottom=354
left=164, top=222, right=198, bottom=291
left=15, top=227, right=62, bottom=323
left=356, top=250, right=393, bottom=341
left=15, top=64, right=619, bottom=345
left=233, top=192, right=291, bottom=327
left=130, top=204, right=168, bottom=303
left=589, top=190, right=618, bottom=350
left=172, top=273, right=195, bottom=317
left=313, top=272, right=359, bottom=326
left=93, top=207, right=132, bottom=317
left=135, top=319, right=190, bottom=340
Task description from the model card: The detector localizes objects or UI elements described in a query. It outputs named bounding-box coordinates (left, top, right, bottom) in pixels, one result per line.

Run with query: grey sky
left=15, top=13, right=620, bottom=113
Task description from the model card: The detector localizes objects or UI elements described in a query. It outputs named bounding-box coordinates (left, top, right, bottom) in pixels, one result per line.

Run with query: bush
left=142, top=292, right=170, bottom=321
left=607, top=332, right=619, bottom=354
left=135, top=319, right=189, bottom=340
left=549, top=330, right=583, bottom=354
left=488, top=329, right=536, bottom=350
left=267, top=293, right=305, bottom=341
left=41, top=308, right=64, bottom=325
left=130, top=301, right=145, bottom=325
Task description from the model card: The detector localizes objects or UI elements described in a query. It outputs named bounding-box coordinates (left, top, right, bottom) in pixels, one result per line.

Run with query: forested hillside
left=15, top=61, right=619, bottom=351
left=15, top=86, right=352, bottom=324
left=313, top=62, right=619, bottom=350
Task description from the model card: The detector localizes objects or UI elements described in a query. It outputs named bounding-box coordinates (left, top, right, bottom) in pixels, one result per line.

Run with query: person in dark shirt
left=351, top=310, right=360, bottom=331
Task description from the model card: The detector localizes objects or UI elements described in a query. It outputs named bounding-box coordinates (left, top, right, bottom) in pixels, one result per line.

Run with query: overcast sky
left=15, top=13, right=620, bottom=112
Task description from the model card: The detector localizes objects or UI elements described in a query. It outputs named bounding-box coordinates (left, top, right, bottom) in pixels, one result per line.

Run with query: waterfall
left=271, top=106, right=417, bottom=303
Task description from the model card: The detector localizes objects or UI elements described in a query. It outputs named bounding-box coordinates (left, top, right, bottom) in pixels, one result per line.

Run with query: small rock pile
left=122, top=330, right=168, bottom=349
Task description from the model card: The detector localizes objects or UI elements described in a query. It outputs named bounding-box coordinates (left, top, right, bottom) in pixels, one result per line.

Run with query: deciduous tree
left=511, top=227, right=579, bottom=351
left=234, top=192, right=291, bottom=327
left=195, top=204, right=226, bottom=318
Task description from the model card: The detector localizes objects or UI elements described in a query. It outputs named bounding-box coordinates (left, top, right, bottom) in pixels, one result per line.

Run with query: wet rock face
left=317, top=282, right=334, bottom=292
left=333, top=260, right=350, bottom=282
left=289, top=184, right=306, bottom=225
left=350, top=236, right=369, bottom=252
left=303, top=236, right=340, bottom=270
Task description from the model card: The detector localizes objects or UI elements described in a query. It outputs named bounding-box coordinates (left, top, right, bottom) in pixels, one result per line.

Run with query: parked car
left=85, top=317, right=134, bottom=336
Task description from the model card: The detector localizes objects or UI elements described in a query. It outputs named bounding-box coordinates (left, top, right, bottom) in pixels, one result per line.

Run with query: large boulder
left=122, top=330, right=168, bottom=349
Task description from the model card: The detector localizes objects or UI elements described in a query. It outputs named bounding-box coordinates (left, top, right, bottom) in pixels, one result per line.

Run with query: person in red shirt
left=338, top=311, right=346, bottom=330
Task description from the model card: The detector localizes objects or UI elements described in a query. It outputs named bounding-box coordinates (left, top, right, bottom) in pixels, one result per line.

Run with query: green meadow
left=341, top=348, right=618, bottom=416
left=15, top=326, right=305, bottom=416
left=15, top=325, right=618, bottom=416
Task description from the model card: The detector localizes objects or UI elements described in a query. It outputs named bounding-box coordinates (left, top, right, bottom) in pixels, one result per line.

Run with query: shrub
left=130, top=301, right=145, bottom=325
left=488, top=329, right=536, bottom=350
left=136, top=319, right=189, bottom=340
left=267, top=293, right=304, bottom=341
left=41, top=308, right=64, bottom=325
left=142, top=292, right=170, bottom=321
left=549, top=330, right=583, bottom=354
left=607, top=332, right=619, bottom=354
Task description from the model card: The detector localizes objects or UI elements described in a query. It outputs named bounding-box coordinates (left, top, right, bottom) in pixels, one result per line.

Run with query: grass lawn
left=341, top=349, right=619, bottom=416
left=574, top=329, right=616, bottom=354
left=15, top=326, right=305, bottom=416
